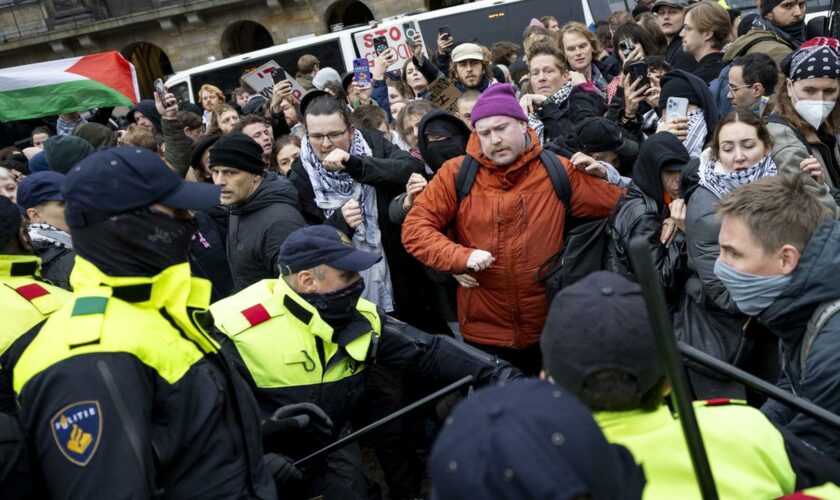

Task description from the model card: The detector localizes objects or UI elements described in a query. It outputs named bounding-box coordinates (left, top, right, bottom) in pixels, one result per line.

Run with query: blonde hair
left=199, top=84, right=225, bottom=101
left=558, top=22, right=602, bottom=65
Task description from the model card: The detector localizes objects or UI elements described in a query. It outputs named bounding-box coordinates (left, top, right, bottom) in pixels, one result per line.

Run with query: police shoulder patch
left=50, top=401, right=102, bottom=466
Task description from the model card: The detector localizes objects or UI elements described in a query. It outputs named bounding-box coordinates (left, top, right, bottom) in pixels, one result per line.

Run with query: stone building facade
left=0, top=0, right=442, bottom=97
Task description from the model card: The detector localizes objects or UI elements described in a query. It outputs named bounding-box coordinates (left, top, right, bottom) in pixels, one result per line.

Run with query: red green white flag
left=0, top=51, right=140, bottom=122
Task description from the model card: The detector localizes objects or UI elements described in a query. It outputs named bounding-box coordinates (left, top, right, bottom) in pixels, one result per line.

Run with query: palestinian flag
left=0, top=51, right=139, bottom=122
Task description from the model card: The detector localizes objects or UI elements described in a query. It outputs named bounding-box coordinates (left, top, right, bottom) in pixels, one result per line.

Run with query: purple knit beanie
left=470, top=83, right=528, bottom=127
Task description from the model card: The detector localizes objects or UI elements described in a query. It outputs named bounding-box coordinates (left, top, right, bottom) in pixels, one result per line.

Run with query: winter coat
left=760, top=220, right=840, bottom=460
left=665, top=37, right=698, bottom=73
left=402, top=129, right=622, bottom=348
left=723, top=27, right=793, bottom=66
left=606, top=184, right=687, bottom=303
left=227, top=172, right=306, bottom=292
left=190, top=207, right=234, bottom=302
left=679, top=182, right=748, bottom=370
left=767, top=117, right=840, bottom=213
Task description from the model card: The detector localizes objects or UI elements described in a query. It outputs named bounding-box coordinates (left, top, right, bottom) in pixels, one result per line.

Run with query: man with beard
left=725, top=0, right=807, bottom=65
left=449, top=43, right=495, bottom=93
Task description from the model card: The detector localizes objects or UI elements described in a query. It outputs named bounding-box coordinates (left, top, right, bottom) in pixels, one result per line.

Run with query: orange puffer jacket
left=402, top=130, right=621, bottom=348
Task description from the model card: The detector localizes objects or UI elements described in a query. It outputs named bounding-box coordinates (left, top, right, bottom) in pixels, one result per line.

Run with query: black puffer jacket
left=227, top=172, right=306, bottom=292
left=605, top=133, right=688, bottom=306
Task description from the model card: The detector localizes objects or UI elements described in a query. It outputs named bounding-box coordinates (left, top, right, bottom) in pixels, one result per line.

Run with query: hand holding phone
left=353, top=58, right=372, bottom=88
left=666, top=97, right=689, bottom=122
left=373, top=35, right=389, bottom=56
left=271, top=67, right=287, bottom=85
left=627, top=62, right=649, bottom=89
left=154, top=78, right=176, bottom=108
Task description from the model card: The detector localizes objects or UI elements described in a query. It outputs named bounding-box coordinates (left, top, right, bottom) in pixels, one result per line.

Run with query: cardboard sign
left=428, top=77, right=461, bottom=114
left=352, top=21, right=427, bottom=72
left=241, top=60, right=307, bottom=101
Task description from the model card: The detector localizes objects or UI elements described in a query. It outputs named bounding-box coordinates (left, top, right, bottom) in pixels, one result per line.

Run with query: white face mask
left=789, top=81, right=836, bottom=130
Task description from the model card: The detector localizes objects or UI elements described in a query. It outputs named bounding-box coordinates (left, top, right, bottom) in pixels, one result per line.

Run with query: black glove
left=262, top=402, right=334, bottom=459
left=264, top=453, right=303, bottom=488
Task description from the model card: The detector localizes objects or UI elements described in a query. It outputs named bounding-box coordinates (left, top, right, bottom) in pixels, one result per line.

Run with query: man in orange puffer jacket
left=402, top=83, right=621, bottom=375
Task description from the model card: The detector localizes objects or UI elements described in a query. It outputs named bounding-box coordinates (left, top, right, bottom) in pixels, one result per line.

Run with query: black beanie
left=658, top=76, right=701, bottom=110
left=760, top=0, right=783, bottom=16
left=0, top=196, right=22, bottom=249
left=208, top=132, right=265, bottom=174
left=191, top=135, right=221, bottom=170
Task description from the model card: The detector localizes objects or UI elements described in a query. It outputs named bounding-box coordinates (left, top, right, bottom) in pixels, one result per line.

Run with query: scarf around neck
left=529, top=81, right=573, bottom=143
left=752, top=16, right=805, bottom=50
left=698, top=148, right=778, bottom=199
left=28, top=223, right=73, bottom=250
left=300, top=129, right=381, bottom=248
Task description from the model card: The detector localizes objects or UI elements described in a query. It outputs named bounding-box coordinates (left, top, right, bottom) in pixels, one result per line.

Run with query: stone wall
left=0, top=0, right=425, bottom=72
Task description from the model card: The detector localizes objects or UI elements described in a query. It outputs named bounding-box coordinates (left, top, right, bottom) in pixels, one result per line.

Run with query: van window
left=168, top=81, right=190, bottom=107
left=190, top=39, right=347, bottom=101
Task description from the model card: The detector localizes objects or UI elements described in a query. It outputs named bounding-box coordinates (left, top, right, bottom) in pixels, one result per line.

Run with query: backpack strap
left=455, top=154, right=481, bottom=204
left=800, top=299, right=840, bottom=380
left=766, top=114, right=814, bottom=155
left=732, top=35, right=778, bottom=59
left=538, top=150, right=572, bottom=216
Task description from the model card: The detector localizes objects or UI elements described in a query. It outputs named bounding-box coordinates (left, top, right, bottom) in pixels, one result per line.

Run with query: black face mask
left=72, top=208, right=198, bottom=277
left=425, top=137, right=467, bottom=172
left=298, top=278, right=365, bottom=330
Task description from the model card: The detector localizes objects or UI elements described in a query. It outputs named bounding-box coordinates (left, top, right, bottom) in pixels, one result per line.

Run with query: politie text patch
left=50, top=401, right=102, bottom=466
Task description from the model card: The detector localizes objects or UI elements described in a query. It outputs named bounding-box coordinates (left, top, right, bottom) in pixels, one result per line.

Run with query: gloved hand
left=262, top=402, right=335, bottom=459
left=264, top=453, right=303, bottom=489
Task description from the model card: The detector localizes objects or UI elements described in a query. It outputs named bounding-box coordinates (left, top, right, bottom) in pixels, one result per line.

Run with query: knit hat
left=0, top=196, right=23, bottom=249
left=312, top=67, right=342, bottom=91
left=208, top=132, right=265, bottom=174
left=760, top=0, right=784, bottom=16
left=782, top=37, right=840, bottom=81
left=470, top=83, right=528, bottom=126
left=73, top=123, right=118, bottom=150
left=43, top=135, right=94, bottom=174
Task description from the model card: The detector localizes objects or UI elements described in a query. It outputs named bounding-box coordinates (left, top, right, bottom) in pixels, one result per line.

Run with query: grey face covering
left=713, top=259, right=792, bottom=316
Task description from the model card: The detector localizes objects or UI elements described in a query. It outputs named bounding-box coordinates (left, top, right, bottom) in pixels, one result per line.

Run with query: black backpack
left=454, top=150, right=611, bottom=300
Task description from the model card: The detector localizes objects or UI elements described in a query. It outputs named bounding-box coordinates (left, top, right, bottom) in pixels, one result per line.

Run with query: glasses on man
left=727, top=83, right=751, bottom=93
left=307, top=128, right=348, bottom=142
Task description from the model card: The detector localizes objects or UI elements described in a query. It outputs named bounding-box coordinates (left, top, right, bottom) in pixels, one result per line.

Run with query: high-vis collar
left=0, top=254, right=41, bottom=278
left=68, top=257, right=218, bottom=353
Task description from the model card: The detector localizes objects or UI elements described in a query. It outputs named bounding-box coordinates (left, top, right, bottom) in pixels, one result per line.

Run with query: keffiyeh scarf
left=698, top=149, right=777, bottom=199
left=28, top=223, right=73, bottom=250
left=528, top=81, right=573, bottom=143
left=299, top=129, right=394, bottom=311
left=683, top=109, right=707, bottom=160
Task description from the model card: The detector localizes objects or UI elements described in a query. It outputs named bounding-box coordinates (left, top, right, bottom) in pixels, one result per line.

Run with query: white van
left=165, top=0, right=613, bottom=104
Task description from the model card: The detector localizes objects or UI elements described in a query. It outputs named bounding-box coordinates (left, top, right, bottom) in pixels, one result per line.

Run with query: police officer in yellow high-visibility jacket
left=0, top=196, right=70, bottom=415
left=0, top=196, right=70, bottom=499
left=210, top=225, right=520, bottom=495
left=541, top=272, right=840, bottom=500
left=12, top=148, right=276, bottom=500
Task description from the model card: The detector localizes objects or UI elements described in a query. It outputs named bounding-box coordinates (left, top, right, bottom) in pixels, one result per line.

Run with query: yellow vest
left=14, top=258, right=219, bottom=394
left=0, top=254, right=70, bottom=358
left=596, top=402, right=797, bottom=500
left=211, top=278, right=380, bottom=388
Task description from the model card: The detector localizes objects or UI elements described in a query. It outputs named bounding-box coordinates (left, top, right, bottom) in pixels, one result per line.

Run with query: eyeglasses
left=727, top=83, right=752, bottom=92
left=307, top=128, right=348, bottom=142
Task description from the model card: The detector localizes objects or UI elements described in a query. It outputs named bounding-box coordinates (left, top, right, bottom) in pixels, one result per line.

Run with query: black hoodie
left=417, top=110, right=471, bottom=173
left=606, top=132, right=689, bottom=305
left=126, top=99, right=162, bottom=133
left=227, top=172, right=306, bottom=292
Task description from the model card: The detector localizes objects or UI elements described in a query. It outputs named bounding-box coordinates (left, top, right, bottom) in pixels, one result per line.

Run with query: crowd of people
left=4, top=0, right=840, bottom=497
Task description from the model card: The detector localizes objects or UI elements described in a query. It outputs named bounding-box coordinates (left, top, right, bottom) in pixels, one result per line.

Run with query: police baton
left=628, top=237, right=719, bottom=500
left=678, top=342, right=840, bottom=430
left=294, top=374, right=474, bottom=467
